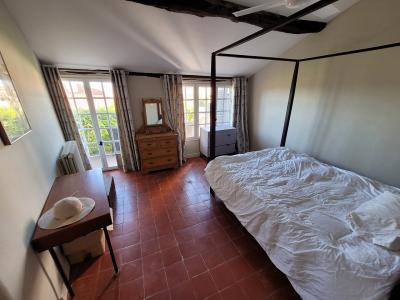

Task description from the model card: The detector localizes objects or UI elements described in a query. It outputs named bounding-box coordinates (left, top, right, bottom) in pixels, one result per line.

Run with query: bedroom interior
left=0, top=0, right=400, bottom=300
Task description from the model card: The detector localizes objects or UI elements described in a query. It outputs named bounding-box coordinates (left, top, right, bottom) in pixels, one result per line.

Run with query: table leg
left=103, top=227, right=119, bottom=274
left=49, top=248, right=75, bottom=298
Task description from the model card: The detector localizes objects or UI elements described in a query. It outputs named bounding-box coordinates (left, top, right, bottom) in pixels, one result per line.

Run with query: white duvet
left=205, top=148, right=400, bottom=300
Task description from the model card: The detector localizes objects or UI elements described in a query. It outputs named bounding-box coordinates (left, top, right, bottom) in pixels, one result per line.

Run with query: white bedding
left=205, top=147, right=400, bottom=300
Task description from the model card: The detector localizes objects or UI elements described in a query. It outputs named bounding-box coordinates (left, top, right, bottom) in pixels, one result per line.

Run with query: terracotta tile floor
left=70, top=157, right=300, bottom=300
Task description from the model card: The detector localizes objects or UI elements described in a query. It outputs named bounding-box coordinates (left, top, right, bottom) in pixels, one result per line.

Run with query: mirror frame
left=143, top=98, right=165, bottom=128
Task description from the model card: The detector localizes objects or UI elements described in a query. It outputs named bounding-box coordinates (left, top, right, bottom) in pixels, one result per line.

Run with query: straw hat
left=38, top=197, right=95, bottom=229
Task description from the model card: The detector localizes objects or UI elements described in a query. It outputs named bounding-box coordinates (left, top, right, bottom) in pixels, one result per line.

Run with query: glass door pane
left=62, top=80, right=103, bottom=169
left=89, top=81, right=120, bottom=170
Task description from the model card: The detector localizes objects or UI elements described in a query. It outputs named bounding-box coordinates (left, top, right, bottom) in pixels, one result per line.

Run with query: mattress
left=205, top=147, right=400, bottom=300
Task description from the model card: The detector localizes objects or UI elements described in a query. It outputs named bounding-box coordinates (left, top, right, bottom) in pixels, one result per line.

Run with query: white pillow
left=348, top=191, right=400, bottom=250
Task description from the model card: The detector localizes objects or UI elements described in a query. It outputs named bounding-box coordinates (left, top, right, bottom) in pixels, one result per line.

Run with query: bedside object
left=136, top=98, right=179, bottom=173
left=200, top=126, right=237, bottom=157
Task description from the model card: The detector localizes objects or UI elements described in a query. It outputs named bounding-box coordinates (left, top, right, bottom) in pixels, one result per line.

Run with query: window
left=62, top=77, right=120, bottom=170
left=183, top=82, right=233, bottom=139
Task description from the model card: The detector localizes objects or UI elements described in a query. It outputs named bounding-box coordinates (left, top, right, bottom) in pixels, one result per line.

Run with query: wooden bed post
left=280, top=61, right=299, bottom=147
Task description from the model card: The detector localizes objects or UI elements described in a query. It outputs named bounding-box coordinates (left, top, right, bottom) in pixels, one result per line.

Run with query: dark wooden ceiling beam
left=125, top=0, right=327, bottom=34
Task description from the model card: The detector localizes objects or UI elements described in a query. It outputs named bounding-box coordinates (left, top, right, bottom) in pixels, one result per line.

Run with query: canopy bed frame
left=206, top=1, right=400, bottom=299
left=209, top=0, right=400, bottom=159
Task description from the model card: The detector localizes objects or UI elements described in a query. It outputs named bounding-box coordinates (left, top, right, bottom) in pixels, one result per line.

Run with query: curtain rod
left=57, top=68, right=233, bottom=80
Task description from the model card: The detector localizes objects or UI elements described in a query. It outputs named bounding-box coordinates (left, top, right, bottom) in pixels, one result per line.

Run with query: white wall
left=127, top=75, right=199, bottom=158
left=249, top=0, right=400, bottom=187
left=127, top=75, right=164, bottom=131
left=0, top=1, right=66, bottom=299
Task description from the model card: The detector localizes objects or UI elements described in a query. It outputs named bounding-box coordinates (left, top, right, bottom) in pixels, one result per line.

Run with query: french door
left=62, top=77, right=121, bottom=170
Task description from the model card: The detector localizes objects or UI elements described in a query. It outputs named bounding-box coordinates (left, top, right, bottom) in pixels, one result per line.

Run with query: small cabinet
left=200, top=126, right=237, bottom=157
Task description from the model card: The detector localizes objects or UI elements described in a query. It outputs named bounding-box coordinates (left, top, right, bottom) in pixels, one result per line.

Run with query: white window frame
left=183, top=81, right=233, bottom=140
left=61, top=74, right=120, bottom=171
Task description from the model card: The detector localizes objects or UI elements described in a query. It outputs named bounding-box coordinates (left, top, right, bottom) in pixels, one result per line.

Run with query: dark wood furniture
left=136, top=131, right=179, bottom=173
left=31, top=169, right=118, bottom=298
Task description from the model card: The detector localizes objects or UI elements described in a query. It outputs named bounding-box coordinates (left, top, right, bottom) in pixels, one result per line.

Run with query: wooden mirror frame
left=142, top=98, right=169, bottom=134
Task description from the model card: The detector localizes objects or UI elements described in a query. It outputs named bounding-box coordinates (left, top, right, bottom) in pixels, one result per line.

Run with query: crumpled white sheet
left=205, top=147, right=400, bottom=300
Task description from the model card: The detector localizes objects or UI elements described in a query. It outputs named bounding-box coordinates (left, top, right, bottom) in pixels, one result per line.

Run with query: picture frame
left=0, top=52, right=31, bottom=145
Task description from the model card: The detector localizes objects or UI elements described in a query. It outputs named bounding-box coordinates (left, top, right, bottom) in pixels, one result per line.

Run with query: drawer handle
left=148, top=162, right=153, bottom=165
left=167, top=159, right=172, bottom=162
left=227, top=134, right=231, bottom=136
left=147, top=152, right=153, bottom=155
left=147, top=143, right=153, bottom=146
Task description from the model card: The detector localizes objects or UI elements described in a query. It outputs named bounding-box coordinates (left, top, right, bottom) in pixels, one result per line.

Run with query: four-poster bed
left=207, top=0, right=400, bottom=299
left=209, top=1, right=400, bottom=157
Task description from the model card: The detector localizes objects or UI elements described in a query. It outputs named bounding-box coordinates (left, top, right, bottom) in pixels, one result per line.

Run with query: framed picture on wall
left=0, top=52, right=31, bottom=145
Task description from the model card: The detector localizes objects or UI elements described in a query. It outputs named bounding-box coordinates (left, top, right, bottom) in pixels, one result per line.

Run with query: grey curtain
left=111, top=69, right=139, bottom=172
left=162, top=74, right=185, bottom=165
left=233, top=77, right=250, bottom=153
left=41, top=65, right=91, bottom=170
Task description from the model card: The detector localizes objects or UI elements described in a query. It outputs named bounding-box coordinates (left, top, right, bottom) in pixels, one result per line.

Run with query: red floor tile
left=184, top=255, right=207, bottom=278
left=238, top=273, right=271, bottom=300
left=191, top=271, right=217, bottom=299
left=142, top=252, right=163, bottom=274
left=141, top=238, right=160, bottom=257
left=72, top=274, right=97, bottom=296
left=201, top=249, right=225, bottom=269
left=210, top=263, right=236, bottom=290
left=143, top=269, right=168, bottom=297
left=165, top=261, right=189, bottom=288
left=121, top=244, right=141, bottom=263
left=147, top=289, right=171, bottom=300
left=206, top=293, right=223, bottom=300
left=158, top=234, right=178, bottom=250
left=219, top=284, right=247, bottom=300
left=99, top=250, right=121, bottom=271
left=169, top=281, right=196, bottom=300
left=178, top=240, right=198, bottom=259
left=119, top=259, right=143, bottom=284
left=218, top=241, right=240, bottom=261
left=227, top=256, right=255, bottom=282
left=69, top=158, right=297, bottom=300
left=97, top=287, right=119, bottom=300
left=96, top=269, right=119, bottom=296
left=119, top=277, right=144, bottom=300
left=161, top=246, right=182, bottom=267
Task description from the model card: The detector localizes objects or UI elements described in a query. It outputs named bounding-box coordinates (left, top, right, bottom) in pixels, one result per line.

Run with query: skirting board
left=184, top=152, right=200, bottom=158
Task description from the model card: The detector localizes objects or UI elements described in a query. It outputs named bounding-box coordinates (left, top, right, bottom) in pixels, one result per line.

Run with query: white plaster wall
left=0, top=1, right=66, bottom=299
left=249, top=0, right=400, bottom=187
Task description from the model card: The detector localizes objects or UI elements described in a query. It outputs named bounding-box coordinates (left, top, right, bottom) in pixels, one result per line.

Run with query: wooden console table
left=31, top=169, right=118, bottom=298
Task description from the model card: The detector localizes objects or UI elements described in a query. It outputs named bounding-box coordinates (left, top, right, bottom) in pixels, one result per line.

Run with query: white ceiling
left=3, top=0, right=359, bottom=76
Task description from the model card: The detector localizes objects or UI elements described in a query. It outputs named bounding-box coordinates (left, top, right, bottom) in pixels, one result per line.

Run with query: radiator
left=58, top=141, right=85, bottom=175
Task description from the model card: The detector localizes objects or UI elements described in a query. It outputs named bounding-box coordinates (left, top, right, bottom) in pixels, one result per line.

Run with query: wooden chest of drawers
left=136, top=131, right=179, bottom=173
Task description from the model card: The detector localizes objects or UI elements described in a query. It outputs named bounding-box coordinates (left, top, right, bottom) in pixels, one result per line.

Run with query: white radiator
left=58, top=141, right=85, bottom=175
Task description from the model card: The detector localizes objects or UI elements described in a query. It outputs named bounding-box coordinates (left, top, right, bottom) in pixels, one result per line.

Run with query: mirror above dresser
left=136, top=98, right=179, bottom=173
left=144, top=99, right=164, bottom=126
